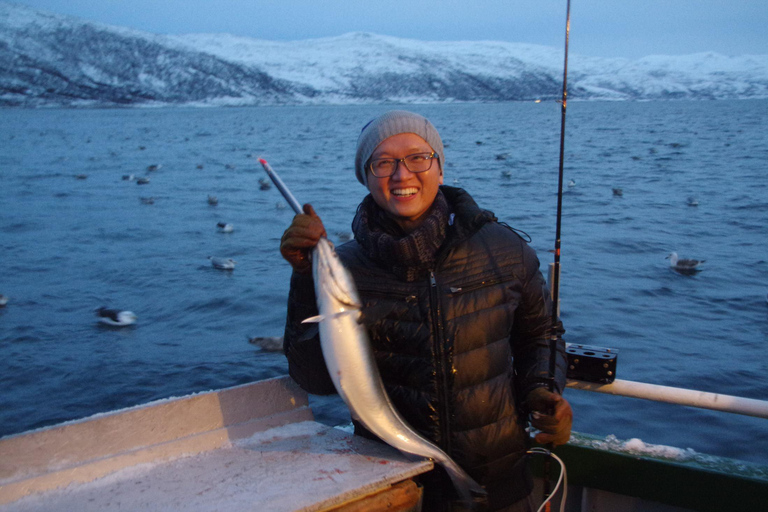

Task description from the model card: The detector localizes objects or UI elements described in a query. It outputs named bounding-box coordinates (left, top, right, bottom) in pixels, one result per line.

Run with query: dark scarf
left=352, top=190, right=450, bottom=282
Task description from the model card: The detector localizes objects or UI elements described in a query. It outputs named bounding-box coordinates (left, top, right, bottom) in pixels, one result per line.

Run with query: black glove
left=280, top=204, right=327, bottom=274
left=525, top=387, right=573, bottom=446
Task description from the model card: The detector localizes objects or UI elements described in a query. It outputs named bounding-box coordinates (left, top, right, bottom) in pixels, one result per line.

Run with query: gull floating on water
left=612, top=188, right=623, bottom=197
left=209, top=256, right=236, bottom=270
left=687, top=197, right=699, bottom=207
left=259, top=178, right=272, bottom=190
left=96, top=307, right=137, bottom=326
left=136, top=177, right=150, bottom=185
left=217, top=222, right=234, bottom=233
left=208, top=195, right=218, bottom=206
left=568, top=180, right=576, bottom=188
left=248, top=336, right=284, bottom=352
left=122, top=174, right=135, bottom=181
left=0, top=294, right=8, bottom=307
left=666, top=252, right=705, bottom=274
left=146, top=164, right=162, bottom=172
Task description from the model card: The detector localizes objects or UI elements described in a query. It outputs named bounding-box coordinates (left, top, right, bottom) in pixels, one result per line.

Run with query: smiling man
left=280, top=110, right=572, bottom=512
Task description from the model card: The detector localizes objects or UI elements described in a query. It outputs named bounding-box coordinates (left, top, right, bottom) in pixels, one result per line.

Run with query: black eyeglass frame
left=367, top=152, right=438, bottom=178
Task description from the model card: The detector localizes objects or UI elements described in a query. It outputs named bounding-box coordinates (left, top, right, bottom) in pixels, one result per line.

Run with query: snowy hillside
left=1, top=1, right=767, bottom=107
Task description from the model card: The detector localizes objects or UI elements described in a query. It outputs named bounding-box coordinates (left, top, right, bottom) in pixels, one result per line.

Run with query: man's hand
left=525, top=387, right=573, bottom=447
left=280, top=204, right=327, bottom=274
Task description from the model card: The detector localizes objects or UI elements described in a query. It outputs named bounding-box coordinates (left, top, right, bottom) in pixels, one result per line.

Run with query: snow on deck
left=0, top=377, right=432, bottom=511
left=2, top=421, right=431, bottom=512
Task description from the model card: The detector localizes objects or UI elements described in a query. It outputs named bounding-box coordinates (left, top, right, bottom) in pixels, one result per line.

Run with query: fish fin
left=301, top=315, right=324, bottom=324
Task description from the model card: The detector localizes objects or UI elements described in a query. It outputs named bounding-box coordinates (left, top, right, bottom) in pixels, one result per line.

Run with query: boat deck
left=0, top=377, right=431, bottom=512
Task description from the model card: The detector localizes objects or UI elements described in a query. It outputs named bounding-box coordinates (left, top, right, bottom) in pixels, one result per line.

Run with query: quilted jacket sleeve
left=511, top=243, right=567, bottom=402
left=283, top=271, right=337, bottom=395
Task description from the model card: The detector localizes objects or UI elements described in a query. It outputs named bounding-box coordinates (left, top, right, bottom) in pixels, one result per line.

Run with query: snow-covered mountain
left=2, top=1, right=767, bottom=107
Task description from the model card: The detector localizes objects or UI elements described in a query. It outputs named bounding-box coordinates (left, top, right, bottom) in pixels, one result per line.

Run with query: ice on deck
left=0, top=376, right=432, bottom=511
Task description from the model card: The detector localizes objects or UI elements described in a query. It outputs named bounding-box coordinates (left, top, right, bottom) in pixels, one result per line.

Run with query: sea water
left=1, top=101, right=767, bottom=465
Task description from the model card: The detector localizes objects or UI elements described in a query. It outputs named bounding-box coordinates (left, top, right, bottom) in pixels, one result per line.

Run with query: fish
left=306, top=236, right=486, bottom=504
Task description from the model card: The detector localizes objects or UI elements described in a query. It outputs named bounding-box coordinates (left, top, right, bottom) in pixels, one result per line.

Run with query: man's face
left=366, top=132, right=443, bottom=233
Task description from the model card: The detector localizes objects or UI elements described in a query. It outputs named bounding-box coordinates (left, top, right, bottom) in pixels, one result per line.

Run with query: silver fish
left=308, top=237, right=486, bottom=503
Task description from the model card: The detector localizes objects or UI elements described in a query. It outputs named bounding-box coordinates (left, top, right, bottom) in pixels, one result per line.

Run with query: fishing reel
left=565, top=344, right=617, bottom=384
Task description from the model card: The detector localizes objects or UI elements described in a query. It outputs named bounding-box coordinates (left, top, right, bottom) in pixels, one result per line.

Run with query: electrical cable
left=527, top=448, right=567, bottom=512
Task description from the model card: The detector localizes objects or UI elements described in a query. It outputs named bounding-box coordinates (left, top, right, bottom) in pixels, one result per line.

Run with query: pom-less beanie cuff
left=354, top=110, right=445, bottom=187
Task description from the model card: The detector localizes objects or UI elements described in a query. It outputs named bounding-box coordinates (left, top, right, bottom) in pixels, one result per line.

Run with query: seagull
left=568, top=179, right=576, bottom=188
left=209, top=256, right=236, bottom=270
left=122, top=174, right=135, bottom=181
left=146, top=164, right=162, bottom=172
left=666, top=252, right=705, bottom=273
left=258, top=178, right=272, bottom=190
left=500, top=170, right=512, bottom=179
left=96, top=307, right=137, bottom=326
left=612, top=188, right=623, bottom=197
left=217, top=222, right=234, bottom=233
left=247, top=336, right=284, bottom=352
left=0, top=294, right=8, bottom=307
left=335, top=231, right=352, bottom=242
left=687, top=197, right=699, bottom=207
left=207, top=195, right=218, bottom=206
left=136, top=177, right=150, bottom=185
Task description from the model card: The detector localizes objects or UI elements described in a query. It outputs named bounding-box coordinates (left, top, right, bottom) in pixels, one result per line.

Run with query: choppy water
left=1, top=100, right=767, bottom=465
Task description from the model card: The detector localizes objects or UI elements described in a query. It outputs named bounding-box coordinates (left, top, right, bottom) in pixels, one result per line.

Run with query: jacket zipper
left=430, top=270, right=452, bottom=454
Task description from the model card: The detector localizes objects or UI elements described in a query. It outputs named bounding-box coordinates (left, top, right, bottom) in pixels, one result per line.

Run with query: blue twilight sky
left=8, top=0, right=768, bottom=59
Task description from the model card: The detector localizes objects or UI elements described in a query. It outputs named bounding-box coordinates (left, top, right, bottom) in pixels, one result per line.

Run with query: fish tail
left=441, top=458, right=487, bottom=506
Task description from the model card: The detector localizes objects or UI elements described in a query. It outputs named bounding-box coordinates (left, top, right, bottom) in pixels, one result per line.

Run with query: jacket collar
left=440, top=185, right=496, bottom=242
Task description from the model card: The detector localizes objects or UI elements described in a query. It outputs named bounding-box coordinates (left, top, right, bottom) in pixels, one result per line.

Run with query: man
left=280, top=110, right=572, bottom=511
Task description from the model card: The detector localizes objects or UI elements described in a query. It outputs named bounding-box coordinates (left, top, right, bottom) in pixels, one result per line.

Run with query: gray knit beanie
left=354, top=110, right=445, bottom=187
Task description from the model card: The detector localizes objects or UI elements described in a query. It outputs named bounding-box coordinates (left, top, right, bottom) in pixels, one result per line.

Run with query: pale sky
left=9, top=0, right=768, bottom=59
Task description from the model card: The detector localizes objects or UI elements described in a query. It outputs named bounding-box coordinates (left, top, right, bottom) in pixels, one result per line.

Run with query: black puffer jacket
left=284, top=186, right=566, bottom=511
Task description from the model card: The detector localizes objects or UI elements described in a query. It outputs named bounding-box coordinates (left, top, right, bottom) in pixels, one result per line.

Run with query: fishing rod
left=259, top=158, right=303, bottom=215
left=541, top=1, right=572, bottom=511
left=549, top=2, right=570, bottom=385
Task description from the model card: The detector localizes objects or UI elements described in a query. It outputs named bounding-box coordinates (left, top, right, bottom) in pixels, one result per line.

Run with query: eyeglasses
left=368, top=152, right=438, bottom=178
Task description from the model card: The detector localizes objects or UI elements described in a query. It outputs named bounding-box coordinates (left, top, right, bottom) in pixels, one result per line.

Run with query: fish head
left=313, top=238, right=361, bottom=309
